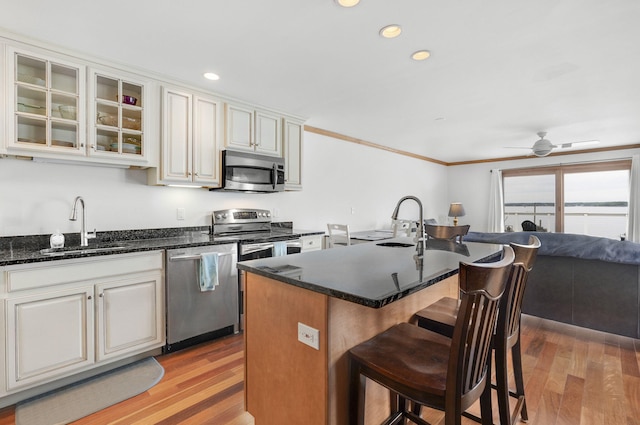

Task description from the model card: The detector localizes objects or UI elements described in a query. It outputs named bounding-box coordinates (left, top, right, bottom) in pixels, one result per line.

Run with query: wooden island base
left=244, top=272, right=458, bottom=425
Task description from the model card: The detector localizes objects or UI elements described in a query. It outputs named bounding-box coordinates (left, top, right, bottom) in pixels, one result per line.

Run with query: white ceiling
left=2, top=0, right=640, bottom=162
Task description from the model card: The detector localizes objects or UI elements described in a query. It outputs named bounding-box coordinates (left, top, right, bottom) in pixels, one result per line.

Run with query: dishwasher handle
left=169, top=252, right=234, bottom=261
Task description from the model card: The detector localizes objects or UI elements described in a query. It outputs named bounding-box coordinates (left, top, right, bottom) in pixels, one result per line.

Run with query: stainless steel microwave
left=212, top=150, right=285, bottom=193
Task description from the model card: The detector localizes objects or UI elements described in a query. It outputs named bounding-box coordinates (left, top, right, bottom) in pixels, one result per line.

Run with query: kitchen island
left=237, top=238, right=502, bottom=425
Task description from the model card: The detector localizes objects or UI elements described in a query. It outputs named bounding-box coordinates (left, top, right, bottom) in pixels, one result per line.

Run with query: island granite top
left=237, top=237, right=503, bottom=308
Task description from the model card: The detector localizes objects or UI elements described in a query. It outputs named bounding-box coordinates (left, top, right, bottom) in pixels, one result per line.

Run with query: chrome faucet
left=69, top=196, right=96, bottom=247
left=391, top=195, right=426, bottom=253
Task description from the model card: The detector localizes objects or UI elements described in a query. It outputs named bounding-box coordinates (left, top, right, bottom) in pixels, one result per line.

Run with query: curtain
left=627, top=154, right=640, bottom=242
left=487, top=169, right=504, bottom=232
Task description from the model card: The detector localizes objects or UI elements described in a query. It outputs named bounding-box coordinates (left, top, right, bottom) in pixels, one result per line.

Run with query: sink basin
left=39, top=245, right=128, bottom=257
left=376, top=242, right=414, bottom=248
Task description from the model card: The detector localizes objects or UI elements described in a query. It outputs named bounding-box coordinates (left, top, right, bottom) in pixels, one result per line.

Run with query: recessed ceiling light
left=334, top=0, right=360, bottom=7
left=379, top=25, right=402, bottom=39
left=203, top=72, right=220, bottom=81
left=411, top=50, right=431, bottom=61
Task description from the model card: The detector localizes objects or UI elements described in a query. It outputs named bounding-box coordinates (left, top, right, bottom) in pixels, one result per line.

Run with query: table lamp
left=448, top=203, right=465, bottom=226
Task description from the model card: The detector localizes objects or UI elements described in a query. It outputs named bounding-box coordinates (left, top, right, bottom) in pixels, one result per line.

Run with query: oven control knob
left=266, top=212, right=271, bottom=217
left=222, top=213, right=228, bottom=219
left=215, top=214, right=222, bottom=220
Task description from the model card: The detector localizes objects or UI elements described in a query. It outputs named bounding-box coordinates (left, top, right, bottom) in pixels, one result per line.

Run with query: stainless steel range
left=212, top=208, right=302, bottom=259
left=213, top=208, right=302, bottom=330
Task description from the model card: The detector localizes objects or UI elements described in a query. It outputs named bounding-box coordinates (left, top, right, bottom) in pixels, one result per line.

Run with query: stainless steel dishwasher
left=165, top=243, right=239, bottom=352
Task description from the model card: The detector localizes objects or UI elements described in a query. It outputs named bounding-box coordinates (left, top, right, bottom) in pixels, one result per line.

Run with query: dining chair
left=348, top=246, right=515, bottom=425
left=521, top=220, right=537, bottom=231
left=424, top=223, right=470, bottom=243
left=413, top=235, right=541, bottom=425
left=327, top=223, right=351, bottom=248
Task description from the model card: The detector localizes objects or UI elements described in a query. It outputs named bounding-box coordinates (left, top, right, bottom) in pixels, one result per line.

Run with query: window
left=502, top=160, right=631, bottom=239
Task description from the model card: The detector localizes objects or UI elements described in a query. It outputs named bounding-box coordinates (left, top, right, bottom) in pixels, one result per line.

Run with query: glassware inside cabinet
left=96, top=128, right=118, bottom=152
left=122, top=133, right=142, bottom=155
left=122, top=82, right=142, bottom=107
left=16, top=55, right=46, bottom=87
left=16, top=116, right=46, bottom=145
left=51, top=63, right=78, bottom=94
left=51, top=122, right=78, bottom=148
left=52, top=93, right=77, bottom=120
left=122, top=108, right=142, bottom=131
left=17, top=86, right=47, bottom=116
left=96, top=104, right=118, bottom=127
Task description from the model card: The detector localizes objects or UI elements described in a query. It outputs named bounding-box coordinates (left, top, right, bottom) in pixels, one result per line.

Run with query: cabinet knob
left=99, top=293, right=104, bottom=298
left=88, top=295, right=92, bottom=300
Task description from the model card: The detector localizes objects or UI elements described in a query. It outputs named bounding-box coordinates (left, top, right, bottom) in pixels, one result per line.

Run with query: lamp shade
left=448, top=203, right=466, bottom=218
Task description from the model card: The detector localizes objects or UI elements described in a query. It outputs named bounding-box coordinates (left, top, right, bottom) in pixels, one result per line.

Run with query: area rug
left=15, top=357, right=164, bottom=425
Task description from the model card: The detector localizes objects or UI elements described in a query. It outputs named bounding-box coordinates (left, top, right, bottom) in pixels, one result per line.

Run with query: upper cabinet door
left=161, top=86, right=192, bottom=183
left=224, top=103, right=254, bottom=152
left=193, top=94, right=222, bottom=186
left=88, top=67, right=150, bottom=164
left=255, top=109, right=282, bottom=157
left=6, top=46, right=86, bottom=156
left=284, top=118, right=303, bottom=190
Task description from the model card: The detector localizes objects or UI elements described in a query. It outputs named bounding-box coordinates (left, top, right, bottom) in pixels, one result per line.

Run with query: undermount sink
left=39, top=245, right=128, bottom=257
left=376, top=242, right=414, bottom=248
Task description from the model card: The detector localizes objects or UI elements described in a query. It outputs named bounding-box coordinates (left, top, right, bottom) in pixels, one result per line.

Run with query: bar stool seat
left=413, top=236, right=540, bottom=425
left=349, top=246, right=515, bottom=425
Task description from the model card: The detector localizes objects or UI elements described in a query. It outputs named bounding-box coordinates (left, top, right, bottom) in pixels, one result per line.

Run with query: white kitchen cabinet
left=96, top=273, right=163, bottom=362
left=283, top=117, right=303, bottom=190
left=5, top=46, right=86, bottom=156
left=1, top=251, right=164, bottom=393
left=153, top=86, right=222, bottom=187
left=300, top=235, right=323, bottom=252
left=224, top=103, right=282, bottom=157
left=87, top=67, right=151, bottom=165
left=6, top=285, right=94, bottom=390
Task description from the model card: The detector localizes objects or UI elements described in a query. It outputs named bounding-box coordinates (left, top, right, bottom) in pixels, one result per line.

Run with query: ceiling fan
left=507, top=132, right=599, bottom=157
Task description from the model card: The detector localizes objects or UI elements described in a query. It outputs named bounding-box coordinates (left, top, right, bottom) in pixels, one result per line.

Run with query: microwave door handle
left=271, top=163, right=276, bottom=190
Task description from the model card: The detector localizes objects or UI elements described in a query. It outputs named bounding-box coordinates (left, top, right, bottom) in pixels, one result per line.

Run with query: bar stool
left=414, top=235, right=540, bottom=425
left=348, top=246, right=515, bottom=425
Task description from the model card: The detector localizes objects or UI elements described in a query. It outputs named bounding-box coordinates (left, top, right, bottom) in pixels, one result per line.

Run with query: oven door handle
left=286, top=240, right=302, bottom=249
left=169, top=252, right=233, bottom=261
left=241, top=242, right=274, bottom=256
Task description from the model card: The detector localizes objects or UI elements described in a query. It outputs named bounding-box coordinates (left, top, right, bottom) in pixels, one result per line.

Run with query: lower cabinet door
left=6, top=286, right=95, bottom=390
left=96, top=272, right=164, bottom=361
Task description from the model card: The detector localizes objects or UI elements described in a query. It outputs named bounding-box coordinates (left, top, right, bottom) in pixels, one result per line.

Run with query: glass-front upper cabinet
left=6, top=47, right=85, bottom=155
left=88, top=68, right=149, bottom=163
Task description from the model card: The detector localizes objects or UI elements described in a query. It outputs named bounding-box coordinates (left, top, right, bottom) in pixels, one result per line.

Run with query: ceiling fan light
left=532, top=139, right=554, bottom=157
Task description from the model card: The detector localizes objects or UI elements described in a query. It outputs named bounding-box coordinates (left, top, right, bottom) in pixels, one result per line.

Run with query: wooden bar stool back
left=414, top=235, right=541, bottom=425
left=348, top=246, right=515, bottom=425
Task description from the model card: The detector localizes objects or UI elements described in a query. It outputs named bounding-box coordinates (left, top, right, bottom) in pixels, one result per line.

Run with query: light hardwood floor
left=0, top=314, right=637, bottom=424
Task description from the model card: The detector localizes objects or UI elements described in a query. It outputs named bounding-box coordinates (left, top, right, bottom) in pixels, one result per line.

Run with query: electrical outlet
left=177, top=208, right=185, bottom=220
left=351, top=207, right=356, bottom=215
left=297, top=322, right=320, bottom=350
left=273, top=208, right=280, bottom=217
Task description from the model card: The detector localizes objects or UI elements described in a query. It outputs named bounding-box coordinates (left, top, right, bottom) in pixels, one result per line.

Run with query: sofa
left=463, top=231, right=640, bottom=338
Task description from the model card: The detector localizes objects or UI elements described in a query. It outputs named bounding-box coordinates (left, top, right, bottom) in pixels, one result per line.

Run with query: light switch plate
left=298, top=322, right=320, bottom=350
left=177, top=208, right=185, bottom=220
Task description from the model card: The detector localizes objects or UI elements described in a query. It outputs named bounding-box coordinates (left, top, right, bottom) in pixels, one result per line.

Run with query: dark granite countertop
left=0, top=226, right=325, bottom=267
left=237, top=237, right=503, bottom=308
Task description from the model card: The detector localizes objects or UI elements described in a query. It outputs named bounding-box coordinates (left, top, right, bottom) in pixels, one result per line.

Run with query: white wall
left=0, top=131, right=449, bottom=237
left=447, top=147, right=640, bottom=232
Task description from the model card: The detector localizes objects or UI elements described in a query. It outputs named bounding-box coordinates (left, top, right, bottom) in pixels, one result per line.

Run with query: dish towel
left=199, top=252, right=219, bottom=292
left=273, top=241, right=287, bottom=257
